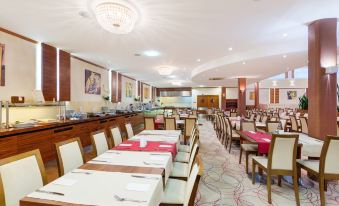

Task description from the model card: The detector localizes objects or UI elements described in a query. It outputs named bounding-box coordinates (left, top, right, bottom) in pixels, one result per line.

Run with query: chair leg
left=228, top=138, right=232, bottom=153
left=252, top=160, right=256, bottom=184
left=319, top=177, right=325, bottom=206
left=324, top=180, right=328, bottom=192
left=267, top=173, right=272, bottom=204
left=239, top=146, right=242, bottom=164
left=245, top=152, right=249, bottom=174
left=278, top=175, right=282, bottom=187
left=293, top=172, right=300, bottom=206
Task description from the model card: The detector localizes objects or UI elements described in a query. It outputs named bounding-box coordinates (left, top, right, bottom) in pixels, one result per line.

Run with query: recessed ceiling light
left=172, top=81, right=182, bottom=86
left=143, top=50, right=161, bottom=57
left=283, top=54, right=287, bottom=58
left=197, top=59, right=201, bottom=62
left=242, top=62, right=246, bottom=65
left=168, top=75, right=176, bottom=79
left=228, top=47, right=233, bottom=51
left=199, top=85, right=204, bottom=87
left=157, top=66, right=173, bottom=76
left=283, top=33, right=288, bottom=37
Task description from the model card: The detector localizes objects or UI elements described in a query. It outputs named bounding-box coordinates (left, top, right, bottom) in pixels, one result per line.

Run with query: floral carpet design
left=195, top=119, right=339, bottom=206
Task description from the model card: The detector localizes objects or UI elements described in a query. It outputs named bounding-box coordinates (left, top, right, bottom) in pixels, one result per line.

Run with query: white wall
left=143, top=84, right=151, bottom=103
left=259, top=89, right=270, bottom=105
left=159, top=97, right=192, bottom=107
left=0, top=31, right=36, bottom=102
left=192, top=87, right=221, bottom=108
left=226, top=88, right=238, bottom=99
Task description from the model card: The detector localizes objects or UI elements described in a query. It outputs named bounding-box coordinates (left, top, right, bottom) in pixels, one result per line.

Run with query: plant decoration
left=134, top=96, right=141, bottom=102
left=102, top=86, right=110, bottom=101
left=298, top=94, right=308, bottom=110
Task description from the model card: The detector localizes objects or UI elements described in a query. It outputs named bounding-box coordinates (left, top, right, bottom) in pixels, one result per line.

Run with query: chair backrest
left=91, top=130, right=109, bottom=156
left=270, top=117, right=277, bottom=121
left=125, top=123, right=134, bottom=139
left=319, top=135, right=339, bottom=174
left=184, top=158, right=203, bottom=206
left=300, top=117, right=308, bottom=134
left=110, top=126, right=123, bottom=146
left=268, top=134, right=298, bottom=170
left=230, top=112, right=237, bottom=117
left=261, top=115, right=268, bottom=123
left=255, top=114, right=261, bottom=122
left=188, top=142, right=200, bottom=176
left=144, top=117, right=155, bottom=130
left=225, top=118, right=232, bottom=136
left=156, top=114, right=164, bottom=120
left=266, top=121, right=281, bottom=133
left=241, top=121, right=256, bottom=132
left=0, top=150, right=46, bottom=206
left=173, top=114, right=180, bottom=120
left=290, top=115, right=298, bottom=132
left=55, top=137, right=85, bottom=176
left=189, top=114, right=197, bottom=118
left=249, top=113, right=255, bottom=121
left=185, top=118, right=197, bottom=137
left=164, top=117, right=176, bottom=130
left=225, top=111, right=231, bottom=117
left=303, top=113, right=308, bottom=118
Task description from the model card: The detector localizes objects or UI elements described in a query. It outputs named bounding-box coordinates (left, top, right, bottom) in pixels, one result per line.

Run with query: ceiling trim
left=0, top=27, right=37, bottom=44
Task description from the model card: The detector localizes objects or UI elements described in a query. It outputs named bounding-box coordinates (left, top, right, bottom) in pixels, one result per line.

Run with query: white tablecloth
left=140, top=130, right=181, bottom=137
left=27, top=169, right=163, bottom=206
left=132, top=130, right=181, bottom=149
left=89, top=150, right=173, bottom=184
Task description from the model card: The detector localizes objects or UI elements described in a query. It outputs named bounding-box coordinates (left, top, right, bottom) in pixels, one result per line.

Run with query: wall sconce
left=239, top=88, right=245, bottom=93
left=324, top=65, right=338, bottom=74
left=272, top=80, right=277, bottom=87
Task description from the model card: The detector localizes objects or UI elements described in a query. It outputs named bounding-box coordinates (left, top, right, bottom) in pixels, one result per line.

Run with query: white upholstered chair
left=160, top=159, right=203, bottom=206
left=91, top=130, right=109, bottom=156
left=266, top=121, right=281, bottom=133
left=252, top=134, right=300, bottom=205
left=226, top=118, right=240, bottom=153
left=184, top=118, right=196, bottom=144
left=175, top=130, right=198, bottom=163
left=290, top=115, right=300, bottom=132
left=297, top=135, right=339, bottom=206
left=110, top=126, right=123, bottom=146
left=239, top=121, right=258, bottom=173
left=171, top=143, right=199, bottom=180
left=178, top=125, right=197, bottom=153
left=300, top=117, right=308, bottom=134
left=125, top=123, right=134, bottom=139
left=55, top=137, right=85, bottom=176
left=0, top=150, right=46, bottom=206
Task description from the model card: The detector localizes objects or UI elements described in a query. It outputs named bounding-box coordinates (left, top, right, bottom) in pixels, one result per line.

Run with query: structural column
left=221, top=87, right=226, bottom=110
left=254, top=82, right=259, bottom=109
left=308, top=18, right=337, bottom=140
left=238, top=78, right=246, bottom=116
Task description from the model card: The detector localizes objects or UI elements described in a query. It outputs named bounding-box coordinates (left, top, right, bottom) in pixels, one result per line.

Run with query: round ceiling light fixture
left=157, top=66, right=174, bottom=76
left=92, top=0, right=139, bottom=34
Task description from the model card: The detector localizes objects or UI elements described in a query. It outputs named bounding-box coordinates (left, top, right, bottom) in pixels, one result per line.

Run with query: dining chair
left=226, top=118, right=240, bottom=153
left=125, top=123, right=134, bottom=139
left=0, top=150, right=46, bottom=206
left=55, top=137, right=85, bottom=176
left=270, top=117, right=278, bottom=121
left=164, top=117, right=176, bottom=130
left=261, top=115, right=268, bottom=123
left=230, top=112, right=237, bottom=117
left=297, top=135, right=339, bottom=206
left=144, top=117, right=155, bottom=130
left=252, top=134, right=300, bottom=206
left=110, top=126, right=123, bottom=147
left=239, top=121, right=258, bottom=173
left=184, top=118, right=197, bottom=144
left=171, top=142, right=200, bottom=180
left=248, top=113, right=255, bottom=121
left=225, top=110, right=231, bottom=117
left=189, top=114, right=197, bottom=118
left=160, top=158, right=203, bottom=206
left=266, top=121, right=281, bottom=133
left=178, top=125, right=198, bottom=153
left=175, top=132, right=199, bottom=163
left=290, top=115, right=301, bottom=132
left=173, top=114, right=180, bottom=121
left=255, top=114, right=261, bottom=122
left=300, top=117, right=308, bottom=134
left=91, top=130, right=109, bottom=156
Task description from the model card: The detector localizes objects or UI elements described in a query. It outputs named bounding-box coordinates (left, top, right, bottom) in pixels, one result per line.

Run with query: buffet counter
left=0, top=112, right=144, bottom=162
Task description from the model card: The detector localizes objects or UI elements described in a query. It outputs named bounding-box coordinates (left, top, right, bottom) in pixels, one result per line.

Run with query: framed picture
left=0, top=43, right=5, bottom=86
left=125, top=82, right=133, bottom=98
left=287, top=91, right=297, bottom=100
left=143, top=86, right=150, bottom=99
left=249, top=91, right=255, bottom=100
left=85, top=69, right=101, bottom=95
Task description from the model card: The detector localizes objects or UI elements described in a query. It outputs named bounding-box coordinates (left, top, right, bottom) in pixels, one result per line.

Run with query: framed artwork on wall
left=0, top=43, right=5, bottom=86
left=143, top=86, right=150, bottom=99
left=125, top=82, right=133, bottom=98
left=287, top=91, right=297, bottom=100
left=85, top=69, right=101, bottom=95
left=249, top=91, right=255, bottom=100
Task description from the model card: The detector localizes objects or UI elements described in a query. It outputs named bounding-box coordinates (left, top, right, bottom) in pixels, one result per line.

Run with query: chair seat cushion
left=297, top=159, right=319, bottom=173
left=241, top=144, right=258, bottom=152
left=170, top=162, right=188, bottom=177
left=252, top=156, right=268, bottom=168
left=178, top=145, right=190, bottom=153
left=161, top=178, right=186, bottom=204
left=174, top=152, right=190, bottom=163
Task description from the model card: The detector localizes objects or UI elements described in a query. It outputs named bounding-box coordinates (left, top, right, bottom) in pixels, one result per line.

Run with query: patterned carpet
left=195, top=119, right=339, bottom=206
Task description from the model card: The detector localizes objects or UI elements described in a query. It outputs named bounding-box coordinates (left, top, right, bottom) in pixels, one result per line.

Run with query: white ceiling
left=0, top=0, right=338, bottom=87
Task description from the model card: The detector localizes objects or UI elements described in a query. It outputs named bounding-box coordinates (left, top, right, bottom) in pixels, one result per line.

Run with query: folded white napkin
left=119, top=144, right=132, bottom=147
left=158, top=145, right=172, bottom=148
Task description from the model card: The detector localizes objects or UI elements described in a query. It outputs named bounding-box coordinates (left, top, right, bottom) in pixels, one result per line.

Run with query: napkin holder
left=140, top=138, right=148, bottom=148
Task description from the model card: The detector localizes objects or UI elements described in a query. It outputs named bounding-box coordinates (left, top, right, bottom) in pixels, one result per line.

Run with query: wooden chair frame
left=265, top=121, right=281, bottom=133
left=90, top=129, right=109, bottom=157
left=144, top=117, right=156, bottom=130
left=55, top=137, right=85, bottom=176
left=184, top=118, right=197, bottom=144
left=164, top=117, right=177, bottom=130
left=0, top=149, right=47, bottom=206
left=252, top=134, right=300, bottom=206
left=239, top=121, right=258, bottom=173
left=299, top=117, right=308, bottom=134
left=297, top=135, right=339, bottom=206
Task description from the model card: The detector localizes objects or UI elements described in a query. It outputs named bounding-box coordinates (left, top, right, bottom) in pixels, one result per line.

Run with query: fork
left=114, top=194, right=147, bottom=203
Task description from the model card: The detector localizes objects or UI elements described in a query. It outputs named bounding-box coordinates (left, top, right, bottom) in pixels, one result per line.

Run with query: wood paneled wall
left=221, top=87, right=226, bottom=110
left=111, top=71, right=117, bottom=103
left=42, top=43, right=57, bottom=101
left=59, top=50, right=70, bottom=101
left=269, top=88, right=280, bottom=104
left=118, top=73, right=122, bottom=102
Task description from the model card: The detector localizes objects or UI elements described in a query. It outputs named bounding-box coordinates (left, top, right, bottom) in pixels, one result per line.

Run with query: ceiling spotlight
left=143, top=50, right=161, bottom=57
left=290, top=80, right=295, bottom=86
left=197, top=59, right=201, bottom=62
left=272, top=80, right=277, bottom=86
left=228, top=47, right=233, bottom=51
left=168, top=75, right=176, bottom=79
left=283, top=33, right=288, bottom=37
left=157, top=66, right=175, bottom=76
left=283, top=54, right=287, bottom=58
left=242, top=62, right=246, bottom=65
left=172, top=81, right=182, bottom=86
left=199, top=85, right=204, bottom=87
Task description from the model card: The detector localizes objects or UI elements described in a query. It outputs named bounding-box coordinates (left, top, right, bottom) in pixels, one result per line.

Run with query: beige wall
left=0, top=31, right=36, bottom=102
left=143, top=84, right=151, bottom=103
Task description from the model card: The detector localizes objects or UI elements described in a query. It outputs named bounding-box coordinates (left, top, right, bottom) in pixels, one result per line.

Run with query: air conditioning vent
left=209, top=77, right=224, bottom=81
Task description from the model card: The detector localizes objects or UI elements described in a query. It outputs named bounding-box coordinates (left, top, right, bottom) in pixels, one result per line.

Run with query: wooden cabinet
left=197, top=95, right=219, bottom=108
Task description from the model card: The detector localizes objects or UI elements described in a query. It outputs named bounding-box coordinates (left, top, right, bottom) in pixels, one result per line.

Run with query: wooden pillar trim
left=254, top=82, right=259, bottom=108
left=42, top=43, right=57, bottom=101
left=221, top=87, right=226, bottom=110
left=238, top=78, right=246, bottom=116
left=117, top=73, right=122, bottom=102
left=59, top=50, right=70, bottom=101
left=308, top=18, right=337, bottom=139
left=111, top=71, right=117, bottom=103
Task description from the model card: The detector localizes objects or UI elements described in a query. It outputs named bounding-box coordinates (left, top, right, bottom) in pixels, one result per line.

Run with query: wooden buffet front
left=0, top=112, right=144, bottom=163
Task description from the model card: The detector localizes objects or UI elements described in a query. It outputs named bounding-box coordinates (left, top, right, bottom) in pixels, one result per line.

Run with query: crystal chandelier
left=94, top=1, right=138, bottom=34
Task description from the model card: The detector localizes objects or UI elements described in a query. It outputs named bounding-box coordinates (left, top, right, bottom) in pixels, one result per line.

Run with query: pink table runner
left=113, top=140, right=177, bottom=158
left=242, top=131, right=272, bottom=154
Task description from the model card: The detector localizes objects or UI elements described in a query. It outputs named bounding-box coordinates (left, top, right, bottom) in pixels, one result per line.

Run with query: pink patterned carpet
left=195, top=119, right=339, bottom=206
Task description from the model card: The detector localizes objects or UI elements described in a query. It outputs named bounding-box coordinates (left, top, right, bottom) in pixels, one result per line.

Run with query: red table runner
left=242, top=131, right=272, bottom=154
left=113, top=140, right=177, bottom=158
